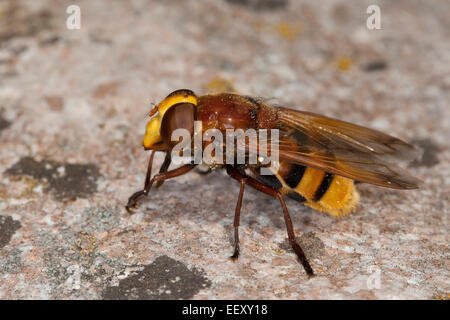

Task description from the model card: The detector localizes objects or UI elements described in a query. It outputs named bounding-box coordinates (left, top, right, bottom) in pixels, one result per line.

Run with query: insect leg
left=276, top=193, right=314, bottom=276
left=155, top=152, right=172, bottom=188
left=226, top=166, right=247, bottom=260
left=126, top=150, right=156, bottom=212
left=126, top=156, right=195, bottom=212
left=228, top=171, right=314, bottom=276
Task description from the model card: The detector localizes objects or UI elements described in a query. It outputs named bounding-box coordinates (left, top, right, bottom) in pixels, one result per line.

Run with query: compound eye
left=160, top=103, right=195, bottom=147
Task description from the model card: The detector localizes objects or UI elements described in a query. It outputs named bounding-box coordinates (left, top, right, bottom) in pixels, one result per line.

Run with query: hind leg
left=226, top=166, right=314, bottom=276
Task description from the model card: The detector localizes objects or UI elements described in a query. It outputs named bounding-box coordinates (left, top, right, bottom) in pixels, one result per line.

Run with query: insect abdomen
left=260, top=161, right=359, bottom=217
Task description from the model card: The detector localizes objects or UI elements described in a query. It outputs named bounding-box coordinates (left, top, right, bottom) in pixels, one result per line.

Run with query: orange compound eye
left=160, top=102, right=195, bottom=147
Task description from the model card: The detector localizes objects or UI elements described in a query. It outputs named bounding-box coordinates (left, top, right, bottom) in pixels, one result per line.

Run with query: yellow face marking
left=143, top=93, right=197, bottom=149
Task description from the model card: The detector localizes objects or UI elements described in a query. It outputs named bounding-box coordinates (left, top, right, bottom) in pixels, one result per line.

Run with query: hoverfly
left=126, top=89, right=420, bottom=276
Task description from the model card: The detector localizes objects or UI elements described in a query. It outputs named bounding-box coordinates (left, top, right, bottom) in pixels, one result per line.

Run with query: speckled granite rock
left=0, top=0, right=448, bottom=299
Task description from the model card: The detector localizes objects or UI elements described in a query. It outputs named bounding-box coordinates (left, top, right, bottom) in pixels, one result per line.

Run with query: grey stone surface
left=0, top=0, right=448, bottom=299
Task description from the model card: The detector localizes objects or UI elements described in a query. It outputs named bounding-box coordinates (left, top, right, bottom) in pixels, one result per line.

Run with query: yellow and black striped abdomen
left=256, top=161, right=359, bottom=217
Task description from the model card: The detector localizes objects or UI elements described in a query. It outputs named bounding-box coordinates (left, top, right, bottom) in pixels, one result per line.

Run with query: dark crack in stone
left=39, top=34, right=61, bottom=47
left=0, top=2, right=53, bottom=44
left=0, top=114, right=11, bottom=132
left=410, top=138, right=440, bottom=168
left=0, top=215, right=21, bottom=249
left=4, top=157, right=101, bottom=201
left=280, top=232, right=325, bottom=260
left=224, top=0, right=288, bottom=11
left=102, top=255, right=211, bottom=300
left=363, top=60, right=388, bottom=72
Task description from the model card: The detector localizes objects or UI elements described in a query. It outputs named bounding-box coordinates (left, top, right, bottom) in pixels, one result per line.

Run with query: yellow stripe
left=320, top=175, right=353, bottom=208
left=295, top=167, right=325, bottom=200
left=273, top=162, right=360, bottom=217
left=305, top=175, right=359, bottom=217
left=158, top=94, right=197, bottom=116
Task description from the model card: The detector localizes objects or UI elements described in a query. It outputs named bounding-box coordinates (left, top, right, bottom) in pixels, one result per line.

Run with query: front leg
left=155, top=152, right=172, bottom=189
left=126, top=152, right=195, bottom=212
left=226, top=166, right=247, bottom=260
left=126, top=150, right=156, bottom=212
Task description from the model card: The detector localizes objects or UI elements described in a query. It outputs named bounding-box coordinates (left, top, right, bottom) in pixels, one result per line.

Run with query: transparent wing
left=244, top=106, right=421, bottom=189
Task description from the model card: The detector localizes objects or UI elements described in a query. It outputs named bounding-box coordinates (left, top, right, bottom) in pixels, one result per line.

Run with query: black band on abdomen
left=256, top=174, right=283, bottom=190
left=284, top=164, right=306, bottom=188
left=313, top=173, right=334, bottom=201
left=287, top=192, right=306, bottom=203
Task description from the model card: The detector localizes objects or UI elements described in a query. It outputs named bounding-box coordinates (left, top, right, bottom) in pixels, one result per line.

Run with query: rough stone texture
left=0, top=0, right=448, bottom=299
left=0, top=215, right=21, bottom=249
left=102, top=255, right=211, bottom=300
left=5, top=157, right=101, bottom=201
